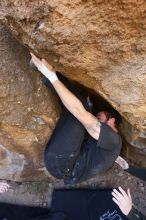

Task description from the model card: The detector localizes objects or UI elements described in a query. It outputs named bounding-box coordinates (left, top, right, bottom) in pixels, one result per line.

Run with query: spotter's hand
left=0, top=182, right=10, bottom=193
left=112, top=187, right=132, bottom=216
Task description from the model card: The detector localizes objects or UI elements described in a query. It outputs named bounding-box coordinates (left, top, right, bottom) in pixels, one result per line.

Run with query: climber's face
left=96, top=111, right=107, bottom=123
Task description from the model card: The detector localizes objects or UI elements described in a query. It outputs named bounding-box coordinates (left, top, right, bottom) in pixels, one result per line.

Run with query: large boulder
left=0, top=23, right=60, bottom=181
left=0, top=0, right=146, bottom=180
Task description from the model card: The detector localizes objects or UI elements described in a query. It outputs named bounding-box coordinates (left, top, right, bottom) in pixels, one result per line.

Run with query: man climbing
left=30, top=53, right=122, bottom=184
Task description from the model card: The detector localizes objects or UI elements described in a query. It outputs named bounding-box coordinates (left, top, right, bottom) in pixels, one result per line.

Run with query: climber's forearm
left=30, top=52, right=87, bottom=121
left=53, top=79, right=87, bottom=120
left=30, top=52, right=101, bottom=140
left=52, top=80, right=100, bottom=140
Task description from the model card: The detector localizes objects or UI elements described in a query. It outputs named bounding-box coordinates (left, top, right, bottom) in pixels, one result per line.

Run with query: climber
left=115, top=156, right=146, bottom=181
left=30, top=52, right=122, bottom=184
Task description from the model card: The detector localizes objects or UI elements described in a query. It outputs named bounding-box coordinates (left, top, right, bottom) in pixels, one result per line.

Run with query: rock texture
left=0, top=165, right=146, bottom=215
left=0, top=0, right=146, bottom=180
left=0, top=23, right=60, bottom=181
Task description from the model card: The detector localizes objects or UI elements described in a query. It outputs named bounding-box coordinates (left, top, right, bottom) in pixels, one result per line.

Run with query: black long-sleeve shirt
left=127, top=207, right=146, bottom=220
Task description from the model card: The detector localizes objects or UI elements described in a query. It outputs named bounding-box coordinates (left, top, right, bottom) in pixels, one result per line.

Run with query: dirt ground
left=0, top=162, right=145, bottom=216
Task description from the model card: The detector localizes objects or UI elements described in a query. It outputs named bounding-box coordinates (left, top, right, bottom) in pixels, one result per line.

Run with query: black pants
left=127, top=166, right=146, bottom=181
left=44, top=74, right=89, bottom=179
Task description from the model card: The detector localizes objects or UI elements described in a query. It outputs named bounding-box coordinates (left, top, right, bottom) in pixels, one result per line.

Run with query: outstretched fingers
left=30, top=53, right=42, bottom=69
left=118, top=187, right=131, bottom=200
left=42, top=59, right=55, bottom=72
left=0, top=182, right=10, bottom=193
left=127, top=188, right=132, bottom=200
left=112, top=197, right=120, bottom=206
left=112, top=187, right=133, bottom=216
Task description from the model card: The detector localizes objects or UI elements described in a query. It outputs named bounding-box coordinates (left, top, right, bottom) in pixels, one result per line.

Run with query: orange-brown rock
left=0, top=0, right=146, bottom=180
left=0, top=23, right=60, bottom=181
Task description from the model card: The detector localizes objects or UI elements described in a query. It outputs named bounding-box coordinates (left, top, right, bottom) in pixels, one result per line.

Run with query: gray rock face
left=0, top=144, right=25, bottom=180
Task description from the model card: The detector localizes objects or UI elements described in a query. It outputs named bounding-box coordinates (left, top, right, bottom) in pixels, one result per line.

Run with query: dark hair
left=98, top=107, right=122, bottom=128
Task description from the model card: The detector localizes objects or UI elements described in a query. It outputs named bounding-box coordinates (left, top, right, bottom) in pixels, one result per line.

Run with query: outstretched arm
left=30, top=53, right=101, bottom=140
